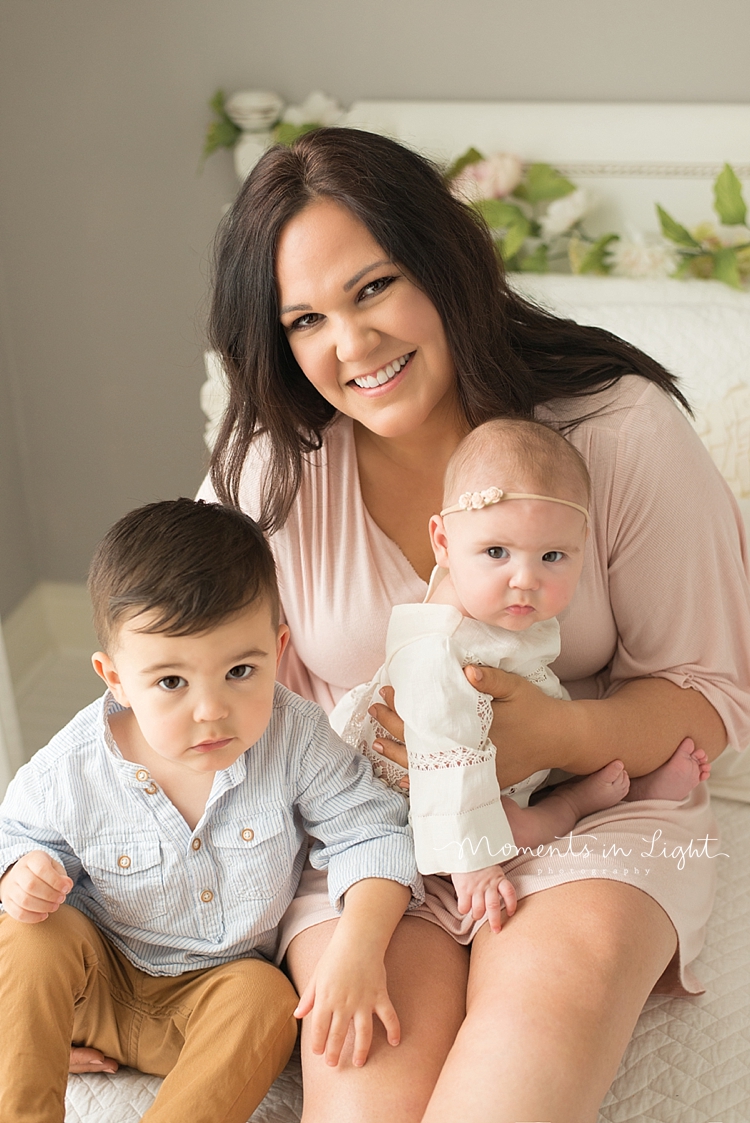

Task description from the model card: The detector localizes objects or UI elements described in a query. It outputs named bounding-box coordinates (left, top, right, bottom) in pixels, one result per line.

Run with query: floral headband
left=440, top=486, right=590, bottom=523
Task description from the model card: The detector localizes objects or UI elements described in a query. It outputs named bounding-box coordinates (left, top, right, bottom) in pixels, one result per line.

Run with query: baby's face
left=433, top=497, right=588, bottom=631
left=94, top=601, right=288, bottom=774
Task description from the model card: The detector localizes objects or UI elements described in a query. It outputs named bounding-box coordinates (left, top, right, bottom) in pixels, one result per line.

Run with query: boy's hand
left=294, top=944, right=400, bottom=1068
left=452, top=865, right=517, bottom=933
left=0, top=850, right=73, bottom=923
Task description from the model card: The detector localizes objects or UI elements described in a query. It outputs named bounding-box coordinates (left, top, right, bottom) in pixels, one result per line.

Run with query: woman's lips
left=348, top=352, right=414, bottom=394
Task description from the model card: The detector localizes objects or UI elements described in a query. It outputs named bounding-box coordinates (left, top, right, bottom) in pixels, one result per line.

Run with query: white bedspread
left=64, top=796, right=750, bottom=1123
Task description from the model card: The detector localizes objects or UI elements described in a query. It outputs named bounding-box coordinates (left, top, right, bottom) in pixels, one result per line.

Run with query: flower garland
left=203, top=90, right=750, bottom=289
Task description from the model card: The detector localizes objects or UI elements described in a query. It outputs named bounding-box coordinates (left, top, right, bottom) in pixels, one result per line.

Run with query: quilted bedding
left=65, top=796, right=750, bottom=1123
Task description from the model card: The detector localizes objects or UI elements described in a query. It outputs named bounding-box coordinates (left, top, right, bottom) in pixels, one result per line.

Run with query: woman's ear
left=429, top=514, right=451, bottom=568
left=92, top=652, right=129, bottom=707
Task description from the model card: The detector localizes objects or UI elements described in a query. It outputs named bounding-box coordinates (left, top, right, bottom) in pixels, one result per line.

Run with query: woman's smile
left=349, top=351, right=415, bottom=392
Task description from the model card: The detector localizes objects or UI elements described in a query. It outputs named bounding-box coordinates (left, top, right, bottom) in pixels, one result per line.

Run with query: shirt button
left=191, top=838, right=202, bottom=851
left=200, top=889, right=214, bottom=903
left=509, top=787, right=516, bottom=794
left=117, top=855, right=131, bottom=869
left=240, top=828, right=254, bottom=842
left=135, top=769, right=149, bottom=782
left=144, top=783, right=158, bottom=795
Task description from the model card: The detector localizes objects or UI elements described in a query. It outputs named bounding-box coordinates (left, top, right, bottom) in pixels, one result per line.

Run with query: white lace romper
left=330, top=595, right=566, bottom=875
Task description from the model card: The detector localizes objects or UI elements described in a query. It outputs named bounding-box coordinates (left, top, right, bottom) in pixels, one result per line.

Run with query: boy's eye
left=158, top=676, right=186, bottom=691
left=542, top=550, right=565, bottom=563
left=227, top=664, right=253, bottom=681
left=486, top=546, right=509, bottom=560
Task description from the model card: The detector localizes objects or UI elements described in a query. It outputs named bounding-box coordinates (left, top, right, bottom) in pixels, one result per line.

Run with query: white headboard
left=343, top=100, right=750, bottom=235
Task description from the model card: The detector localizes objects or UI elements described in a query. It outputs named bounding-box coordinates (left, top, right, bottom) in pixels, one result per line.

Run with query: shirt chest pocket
left=211, top=809, right=294, bottom=902
left=84, top=832, right=168, bottom=926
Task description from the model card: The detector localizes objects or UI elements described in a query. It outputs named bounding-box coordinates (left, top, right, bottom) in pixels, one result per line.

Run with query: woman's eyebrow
left=343, top=260, right=392, bottom=291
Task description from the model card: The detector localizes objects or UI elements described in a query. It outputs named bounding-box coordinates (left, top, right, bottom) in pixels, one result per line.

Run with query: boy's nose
left=192, top=692, right=229, bottom=722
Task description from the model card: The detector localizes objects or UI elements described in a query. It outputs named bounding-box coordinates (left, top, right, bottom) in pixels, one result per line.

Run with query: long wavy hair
left=208, top=127, right=689, bottom=533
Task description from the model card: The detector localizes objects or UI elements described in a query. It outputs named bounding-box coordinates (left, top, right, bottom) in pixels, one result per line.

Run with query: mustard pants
left=0, top=904, right=298, bottom=1123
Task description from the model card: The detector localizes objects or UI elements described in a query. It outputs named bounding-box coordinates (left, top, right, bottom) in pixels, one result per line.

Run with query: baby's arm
left=0, top=851, right=73, bottom=923
left=293, top=878, right=411, bottom=1067
left=451, top=865, right=517, bottom=934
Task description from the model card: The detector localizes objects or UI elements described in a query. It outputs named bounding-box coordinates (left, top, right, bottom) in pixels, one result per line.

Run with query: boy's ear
left=275, top=624, right=290, bottom=671
left=92, top=652, right=129, bottom=707
left=429, top=514, right=451, bottom=568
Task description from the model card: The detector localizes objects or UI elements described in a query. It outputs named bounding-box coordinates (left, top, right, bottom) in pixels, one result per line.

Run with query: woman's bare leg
left=286, top=915, right=468, bottom=1123
left=422, top=879, right=678, bottom=1123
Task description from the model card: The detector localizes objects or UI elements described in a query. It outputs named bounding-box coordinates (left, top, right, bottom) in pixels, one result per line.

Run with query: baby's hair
left=88, top=498, right=280, bottom=651
left=444, top=418, right=591, bottom=509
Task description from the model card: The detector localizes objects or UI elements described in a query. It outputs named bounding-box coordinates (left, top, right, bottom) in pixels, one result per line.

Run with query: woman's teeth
left=353, top=352, right=411, bottom=389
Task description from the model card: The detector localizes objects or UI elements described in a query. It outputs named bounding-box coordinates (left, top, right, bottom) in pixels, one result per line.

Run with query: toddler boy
left=0, top=499, right=421, bottom=1123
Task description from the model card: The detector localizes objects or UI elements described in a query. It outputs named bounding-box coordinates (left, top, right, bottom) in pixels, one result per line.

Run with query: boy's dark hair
left=88, top=499, right=280, bottom=650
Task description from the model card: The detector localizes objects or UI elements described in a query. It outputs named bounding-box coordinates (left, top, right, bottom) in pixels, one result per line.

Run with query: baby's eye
left=486, top=547, right=509, bottom=560
left=542, top=550, right=565, bottom=563
left=158, top=676, right=186, bottom=692
left=227, top=664, right=253, bottom=681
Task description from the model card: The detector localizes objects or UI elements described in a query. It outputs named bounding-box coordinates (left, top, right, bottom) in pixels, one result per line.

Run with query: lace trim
left=524, top=665, right=549, bottom=686
left=409, top=744, right=496, bottom=771
left=341, top=681, right=409, bottom=796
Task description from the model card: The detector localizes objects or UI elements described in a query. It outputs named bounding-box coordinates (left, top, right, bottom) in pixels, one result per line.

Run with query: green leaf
left=501, top=216, right=532, bottom=260
left=714, top=164, right=748, bottom=227
left=202, top=89, right=242, bottom=161
left=445, top=146, right=485, bottom=180
left=576, top=233, right=619, bottom=275
left=713, top=246, right=743, bottom=289
left=656, top=205, right=701, bottom=248
left=517, top=244, right=549, bottom=273
left=474, top=199, right=527, bottom=229
left=513, top=163, right=576, bottom=204
left=273, top=121, right=319, bottom=146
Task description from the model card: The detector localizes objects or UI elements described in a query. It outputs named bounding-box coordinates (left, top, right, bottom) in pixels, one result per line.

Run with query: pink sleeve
left=604, top=386, right=750, bottom=751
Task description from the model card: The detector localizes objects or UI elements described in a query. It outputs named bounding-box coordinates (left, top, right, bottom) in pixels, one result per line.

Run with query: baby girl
left=332, top=417, right=711, bottom=931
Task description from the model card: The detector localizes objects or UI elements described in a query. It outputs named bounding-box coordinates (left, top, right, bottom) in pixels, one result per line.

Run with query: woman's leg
left=421, top=878, right=678, bottom=1123
left=286, top=915, right=469, bottom=1123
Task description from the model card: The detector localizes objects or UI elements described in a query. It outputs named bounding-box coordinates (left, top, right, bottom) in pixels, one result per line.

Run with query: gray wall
left=0, top=0, right=749, bottom=610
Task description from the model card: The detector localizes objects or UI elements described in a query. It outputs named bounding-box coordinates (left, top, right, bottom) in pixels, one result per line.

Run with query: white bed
left=68, top=100, right=750, bottom=1122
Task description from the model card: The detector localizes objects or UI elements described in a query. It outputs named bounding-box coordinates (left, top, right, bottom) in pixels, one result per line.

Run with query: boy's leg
left=139, top=956, right=299, bottom=1123
left=0, top=904, right=133, bottom=1123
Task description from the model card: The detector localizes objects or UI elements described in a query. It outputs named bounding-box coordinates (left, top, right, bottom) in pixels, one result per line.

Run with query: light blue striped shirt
left=0, top=685, right=422, bottom=975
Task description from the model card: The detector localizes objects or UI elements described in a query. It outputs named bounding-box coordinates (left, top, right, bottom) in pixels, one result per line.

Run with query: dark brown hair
left=88, top=498, right=279, bottom=650
left=208, top=127, right=690, bottom=533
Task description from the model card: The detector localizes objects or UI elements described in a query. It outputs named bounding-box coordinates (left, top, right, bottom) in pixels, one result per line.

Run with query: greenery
left=657, top=164, right=750, bottom=289
left=202, top=90, right=242, bottom=161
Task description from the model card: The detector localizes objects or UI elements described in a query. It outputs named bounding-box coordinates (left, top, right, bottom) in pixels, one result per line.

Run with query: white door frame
left=0, top=620, right=23, bottom=794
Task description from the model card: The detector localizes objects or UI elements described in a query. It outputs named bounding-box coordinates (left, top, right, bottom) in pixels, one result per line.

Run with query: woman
left=207, top=129, right=748, bottom=1121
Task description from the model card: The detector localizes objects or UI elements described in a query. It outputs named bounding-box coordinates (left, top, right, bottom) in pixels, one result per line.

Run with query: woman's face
left=276, top=198, right=457, bottom=441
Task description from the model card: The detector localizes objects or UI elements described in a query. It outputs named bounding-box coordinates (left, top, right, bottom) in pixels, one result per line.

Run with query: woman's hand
left=69, top=1047, right=118, bottom=1074
left=368, top=689, right=409, bottom=787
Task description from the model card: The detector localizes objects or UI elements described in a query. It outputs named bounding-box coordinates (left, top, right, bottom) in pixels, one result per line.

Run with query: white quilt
left=65, top=796, right=750, bottom=1123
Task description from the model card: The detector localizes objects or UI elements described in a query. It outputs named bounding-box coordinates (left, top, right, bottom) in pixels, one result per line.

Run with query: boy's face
left=430, top=497, right=588, bottom=631
left=93, top=601, right=289, bottom=774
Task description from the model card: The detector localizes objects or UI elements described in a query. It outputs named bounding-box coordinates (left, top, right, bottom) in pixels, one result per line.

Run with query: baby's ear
left=429, top=514, right=451, bottom=568
left=92, top=652, right=129, bottom=706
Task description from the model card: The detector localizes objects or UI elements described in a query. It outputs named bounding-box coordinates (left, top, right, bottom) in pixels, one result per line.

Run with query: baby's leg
left=625, top=737, right=711, bottom=802
left=142, top=958, right=298, bottom=1123
left=0, top=904, right=113, bottom=1121
left=503, top=761, right=630, bottom=851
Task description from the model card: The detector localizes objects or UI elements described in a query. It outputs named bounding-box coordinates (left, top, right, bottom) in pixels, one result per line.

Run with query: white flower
left=224, top=90, right=284, bottom=132
left=282, top=91, right=343, bottom=127
left=609, top=234, right=679, bottom=279
left=539, top=188, right=589, bottom=240
left=450, top=153, right=524, bottom=203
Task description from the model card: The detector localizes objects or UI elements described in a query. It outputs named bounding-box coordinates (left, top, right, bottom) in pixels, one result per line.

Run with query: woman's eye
left=487, top=547, right=509, bottom=560
left=158, top=676, right=186, bottom=692
left=227, top=664, right=253, bottom=681
left=359, top=275, right=396, bottom=300
left=543, top=550, right=565, bottom=563
left=287, top=312, right=322, bottom=332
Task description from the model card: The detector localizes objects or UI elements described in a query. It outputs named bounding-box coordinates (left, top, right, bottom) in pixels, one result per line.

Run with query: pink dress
left=199, top=376, right=750, bottom=993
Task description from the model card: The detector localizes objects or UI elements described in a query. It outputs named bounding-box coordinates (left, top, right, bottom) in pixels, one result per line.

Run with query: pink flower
left=451, top=153, right=524, bottom=202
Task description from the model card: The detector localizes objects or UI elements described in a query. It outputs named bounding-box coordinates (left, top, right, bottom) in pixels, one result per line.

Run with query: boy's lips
left=192, top=737, right=233, bottom=752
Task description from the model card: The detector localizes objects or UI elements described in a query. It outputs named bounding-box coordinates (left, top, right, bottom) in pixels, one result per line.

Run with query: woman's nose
left=334, top=317, right=380, bottom=364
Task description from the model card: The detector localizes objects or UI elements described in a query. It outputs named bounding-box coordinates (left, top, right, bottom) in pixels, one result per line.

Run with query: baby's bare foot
left=558, top=760, right=630, bottom=820
left=626, top=738, right=710, bottom=802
